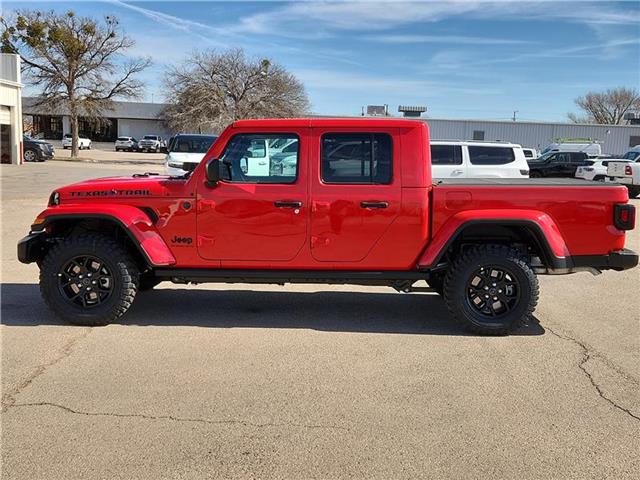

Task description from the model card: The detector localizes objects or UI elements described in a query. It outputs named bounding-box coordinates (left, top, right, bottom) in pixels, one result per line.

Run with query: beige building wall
left=0, top=54, right=24, bottom=164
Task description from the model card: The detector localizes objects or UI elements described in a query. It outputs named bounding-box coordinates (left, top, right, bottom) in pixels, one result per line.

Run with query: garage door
left=0, top=106, right=10, bottom=124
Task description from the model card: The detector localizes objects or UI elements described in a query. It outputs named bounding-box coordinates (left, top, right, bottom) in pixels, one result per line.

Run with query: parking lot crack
left=1, top=328, right=92, bottom=412
left=9, top=401, right=351, bottom=432
left=546, top=326, right=640, bottom=422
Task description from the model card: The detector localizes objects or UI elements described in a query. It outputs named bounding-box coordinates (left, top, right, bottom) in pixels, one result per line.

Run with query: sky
left=4, top=0, right=640, bottom=121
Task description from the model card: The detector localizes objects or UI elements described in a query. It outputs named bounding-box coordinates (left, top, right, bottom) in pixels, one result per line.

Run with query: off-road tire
left=443, top=244, right=539, bottom=335
left=138, top=275, right=162, bottom=292
left=40, top=234, right=139, bottom=326
left=627, top=186, right=640, bottom=199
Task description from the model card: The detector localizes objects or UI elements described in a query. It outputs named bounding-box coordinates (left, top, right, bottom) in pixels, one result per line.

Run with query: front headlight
left=48, top=191, right=60, bottom=206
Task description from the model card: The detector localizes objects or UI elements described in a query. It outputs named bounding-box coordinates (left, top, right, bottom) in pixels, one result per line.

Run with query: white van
left=540, top=140, right=602, bottom=158
left=430, top=140, right=529, bottom=178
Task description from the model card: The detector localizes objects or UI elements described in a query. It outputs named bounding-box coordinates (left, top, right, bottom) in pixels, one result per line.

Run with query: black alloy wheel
left=465, top=265, right=519, bottom=318
left=58, top=255, right=114, bottom=308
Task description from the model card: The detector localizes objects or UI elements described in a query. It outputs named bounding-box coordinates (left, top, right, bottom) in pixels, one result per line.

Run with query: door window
left=219, top=133, right=299, bottom=184
left=469, top=146, right=515, bottom=165
left=321, top=133, right=392, bottom=184
left=431, top=145, right=463, bottom=165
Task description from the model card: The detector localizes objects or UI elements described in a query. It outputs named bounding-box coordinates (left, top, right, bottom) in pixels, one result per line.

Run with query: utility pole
left=512, top=110, right=518, bottom=122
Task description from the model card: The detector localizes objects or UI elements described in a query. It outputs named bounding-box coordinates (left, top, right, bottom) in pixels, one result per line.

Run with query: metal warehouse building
left=423, top=118, right=640, bottom=156
left=23, top=97, right=171, bottom=142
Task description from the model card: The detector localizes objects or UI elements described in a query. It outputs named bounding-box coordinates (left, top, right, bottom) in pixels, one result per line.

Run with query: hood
left=54, top=174, right=188, bottom=202
left=24, top=137, right=52, bottom=145
left=166, top=152, right=206, bottom=163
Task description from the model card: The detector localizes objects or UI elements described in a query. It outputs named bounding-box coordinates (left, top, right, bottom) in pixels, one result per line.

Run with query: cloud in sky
left=6, top=0, right=640, bottom=121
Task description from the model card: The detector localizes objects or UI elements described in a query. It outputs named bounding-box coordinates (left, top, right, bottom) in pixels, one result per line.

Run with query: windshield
left=170, top=135, right=217, bottom=154
left=622, top=151, right=640, bottom=161
left=530, top=151, right=554, bottom=162
left=117, top=137, right=131, bottom=141
left=143, top=135, right=158, bottom=140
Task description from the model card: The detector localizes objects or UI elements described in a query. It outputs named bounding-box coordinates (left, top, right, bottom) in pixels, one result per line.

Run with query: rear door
left=309, top=129, right=401, bottom=262
left=430, top=144, right=465, bottom=178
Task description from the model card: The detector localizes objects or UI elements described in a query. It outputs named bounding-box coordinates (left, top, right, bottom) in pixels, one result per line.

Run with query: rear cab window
left=320, top=133, right=392, bottom=184
left=469, top=146, right=515, bottom=165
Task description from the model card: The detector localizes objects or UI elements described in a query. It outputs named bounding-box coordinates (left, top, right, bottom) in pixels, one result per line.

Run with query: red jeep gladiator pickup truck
left=18, top=118, right=638, bottom=334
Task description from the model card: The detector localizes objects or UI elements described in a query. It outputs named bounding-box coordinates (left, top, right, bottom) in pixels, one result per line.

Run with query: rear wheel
left=443, top=244, right=538, bottom=335
left=529, top=171, right=542, bottom=178
left=40, top=234, right=139, bottom=326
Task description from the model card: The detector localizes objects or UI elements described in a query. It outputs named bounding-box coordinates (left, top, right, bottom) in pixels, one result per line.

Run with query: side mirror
left=205, top=158, right=220, bottom=186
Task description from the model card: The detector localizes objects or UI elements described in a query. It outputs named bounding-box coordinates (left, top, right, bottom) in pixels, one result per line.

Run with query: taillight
left=614, top=204, right=635, bottom=231
left=625, top=165, right=633, bottom=175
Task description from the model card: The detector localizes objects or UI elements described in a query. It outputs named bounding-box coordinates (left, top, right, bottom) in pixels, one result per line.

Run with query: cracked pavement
left=2, top=162, right=639, bottom=479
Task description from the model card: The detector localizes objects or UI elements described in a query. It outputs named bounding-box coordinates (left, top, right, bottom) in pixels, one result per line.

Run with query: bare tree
left=568, top=87, right=640, bottom=125
left=2, top=10, right=151, bottom=157
left=162, top=48, right=310, bottom=133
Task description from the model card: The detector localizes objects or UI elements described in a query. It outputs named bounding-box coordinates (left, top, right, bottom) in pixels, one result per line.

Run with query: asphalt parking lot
left=1, top=161, right=639, bottom=479
left=46, top=141, right=166, bottom=165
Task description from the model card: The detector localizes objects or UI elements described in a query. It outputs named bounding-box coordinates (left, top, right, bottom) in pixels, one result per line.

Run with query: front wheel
left=24, top=148, right=38, bottom=162
left=529, top=171, right=542, bottom=178
left=443, top=244, right=539, bottom=335
left=40, top=234, right=139, bottom=326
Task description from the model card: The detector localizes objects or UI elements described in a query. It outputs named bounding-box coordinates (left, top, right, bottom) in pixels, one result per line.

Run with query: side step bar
left=154, top=268, right=431, bottom=287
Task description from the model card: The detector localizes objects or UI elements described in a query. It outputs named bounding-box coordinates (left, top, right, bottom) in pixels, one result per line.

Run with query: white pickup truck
left=607, top=163, right=640, bottom=198
left=606, top=146, right=640, bottom=198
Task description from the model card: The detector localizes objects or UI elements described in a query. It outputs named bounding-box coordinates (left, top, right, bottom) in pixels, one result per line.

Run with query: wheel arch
left=418, top=210, right=570, bottom=270
left=32, top=208, right=175, bottom=268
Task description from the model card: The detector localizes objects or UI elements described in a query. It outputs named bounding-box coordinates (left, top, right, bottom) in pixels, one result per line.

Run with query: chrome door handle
left=274, top=200, right=302, bottom=208
left=360, top=201, right=389, bottom=209
left=452, top=169, right=464, bottom=175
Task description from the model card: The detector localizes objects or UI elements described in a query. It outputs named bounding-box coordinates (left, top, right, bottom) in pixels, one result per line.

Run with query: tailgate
left=607, top=162, right=629, bottom=177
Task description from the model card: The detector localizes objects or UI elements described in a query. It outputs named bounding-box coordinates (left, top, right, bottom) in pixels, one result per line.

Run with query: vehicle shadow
left=0, top=283, right=545, bottom=336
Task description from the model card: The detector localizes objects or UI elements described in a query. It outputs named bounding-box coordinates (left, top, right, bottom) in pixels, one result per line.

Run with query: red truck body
left=18, top=118, right=638, bottom=334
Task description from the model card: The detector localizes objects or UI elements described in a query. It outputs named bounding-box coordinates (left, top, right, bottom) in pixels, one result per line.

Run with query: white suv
left=61, top=133, right=92, bottom=150
left=430, top=140, right=529, bottom=178
left=575, top=159, right=631, bottom=182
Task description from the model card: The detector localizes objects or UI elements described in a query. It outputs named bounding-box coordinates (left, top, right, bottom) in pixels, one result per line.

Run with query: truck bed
left=434, top=178, right=617, bottom=187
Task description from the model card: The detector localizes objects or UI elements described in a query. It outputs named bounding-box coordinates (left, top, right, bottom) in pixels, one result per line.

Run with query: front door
left=309, top=129, right=401, bottom=262
left=196, top=131, right=308, bottom=262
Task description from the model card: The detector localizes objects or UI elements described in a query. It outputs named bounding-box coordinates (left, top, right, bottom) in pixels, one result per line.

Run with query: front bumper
left=17, top=231, right=47, bottom=264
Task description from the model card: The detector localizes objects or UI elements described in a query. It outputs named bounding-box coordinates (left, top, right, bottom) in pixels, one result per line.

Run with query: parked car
left=138, top=135, right=165, bottom=153
left=164, top=134, right=218, bottom=175
left=540, top=140, right=601, bottom=158
left=521, top=148, right=538, bottom=159
left=430, top=140, right=529, bottom=178
left=620, top=145, right=640, bottom=162
left=607, top=161, right=640, bottom=198
left=575, top=159, right=631, bottom=182
left=18, top=118, right=638, bottom=335
left=23, top=135, right=55, bottom=162
left=115, top=136, right=138, bottom=152
left=61, top=134, right=91, bottom=150
left=528, top=151, right=592, bottom=178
